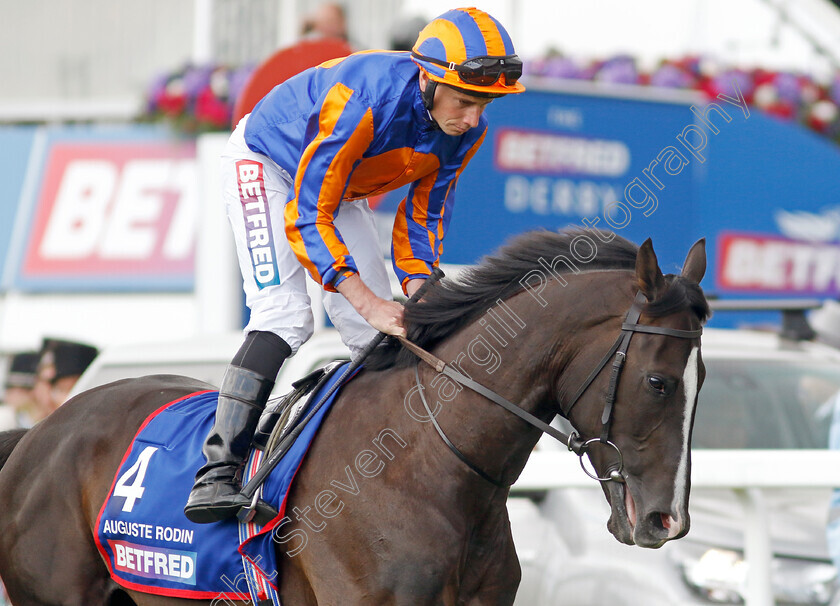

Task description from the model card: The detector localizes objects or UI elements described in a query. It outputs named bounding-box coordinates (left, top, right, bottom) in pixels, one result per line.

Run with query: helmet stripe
left=442, top=8, right=488, bottom=57
left=484, top=13, right=516, bottom=55
left=415, top=37, right=449, bottom=78
left=426, top=17, right=468, bottom=63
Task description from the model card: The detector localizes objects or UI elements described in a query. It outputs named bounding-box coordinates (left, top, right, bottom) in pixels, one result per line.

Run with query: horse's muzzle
left=605, top=479, right=689, bottom=548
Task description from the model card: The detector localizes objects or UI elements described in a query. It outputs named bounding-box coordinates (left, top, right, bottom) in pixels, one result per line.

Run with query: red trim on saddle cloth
left=92, top=390, right=251, bottom=601
left=239, top=446, right=312, bottom=590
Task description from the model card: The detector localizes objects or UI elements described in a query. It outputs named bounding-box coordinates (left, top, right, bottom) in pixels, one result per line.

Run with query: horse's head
left=563, top=238, right=708, bottom=548
left=368, top=229, right=708, bottom=549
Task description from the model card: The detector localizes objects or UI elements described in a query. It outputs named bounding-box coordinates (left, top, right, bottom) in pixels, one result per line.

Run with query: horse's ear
left=635, top=238, right=666, bottom=301
left=681, top=238, right=706, bottom=284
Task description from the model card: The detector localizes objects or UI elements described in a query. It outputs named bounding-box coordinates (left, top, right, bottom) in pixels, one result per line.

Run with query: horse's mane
left=366, top=228, right=710, bottom=370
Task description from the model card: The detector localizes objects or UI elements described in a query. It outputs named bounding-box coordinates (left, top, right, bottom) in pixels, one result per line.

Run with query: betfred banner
left=718, top=232, right=840, bottom=296
left=0, top=127, right=38, bottom=281
left=18, top=137, right=196, bottom=291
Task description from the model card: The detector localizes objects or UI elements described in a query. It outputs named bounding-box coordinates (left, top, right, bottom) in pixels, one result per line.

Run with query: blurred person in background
left=0, top=352, right=38, bottom=603
left=0, top=351, right=39, bottom=430
left=300, top=2, right=348, bottom=42
left=185, top=7, right=525, bottom=523
left=31, top=338, right=98, bottom=422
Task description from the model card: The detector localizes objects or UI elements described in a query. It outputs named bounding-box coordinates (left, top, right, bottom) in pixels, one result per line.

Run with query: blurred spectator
left=301, top=3, right=348, bottom=42
left=32, top=338, right=98, bottom=422
left=0, top=351, right=39, bottom=430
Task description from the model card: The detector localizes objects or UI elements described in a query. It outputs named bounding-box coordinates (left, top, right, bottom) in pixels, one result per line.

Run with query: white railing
left=512, top=449, right=840, bottom=606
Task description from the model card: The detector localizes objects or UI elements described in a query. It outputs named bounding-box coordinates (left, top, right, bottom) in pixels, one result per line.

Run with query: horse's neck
left=423, top=277, right=621, bottom=488
left=422, top=271, right=641, bottom=487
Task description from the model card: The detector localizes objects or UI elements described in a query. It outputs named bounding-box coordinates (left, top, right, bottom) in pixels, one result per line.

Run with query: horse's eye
left=648, top=376, right=667, bottom=394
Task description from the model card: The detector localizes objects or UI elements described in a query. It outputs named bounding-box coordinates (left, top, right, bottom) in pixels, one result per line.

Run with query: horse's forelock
left=642, top=275, right=710, bottom=324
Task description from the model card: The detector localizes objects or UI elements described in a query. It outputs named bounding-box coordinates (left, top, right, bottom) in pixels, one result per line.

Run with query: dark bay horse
left=0, top=229, right=708, bottom=605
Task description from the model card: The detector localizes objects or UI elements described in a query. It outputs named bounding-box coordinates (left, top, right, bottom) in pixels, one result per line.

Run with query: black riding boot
left=184, top=331, right=291, bottom=524
left=184, top=365, right=273, bottom=523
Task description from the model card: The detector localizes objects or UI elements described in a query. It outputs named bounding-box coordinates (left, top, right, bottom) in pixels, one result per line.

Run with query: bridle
left=400, top=291, right=702, bottom=489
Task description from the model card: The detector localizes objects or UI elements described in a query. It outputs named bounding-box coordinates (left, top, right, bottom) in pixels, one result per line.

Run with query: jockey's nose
left=464, top=106, right=482, bottom=128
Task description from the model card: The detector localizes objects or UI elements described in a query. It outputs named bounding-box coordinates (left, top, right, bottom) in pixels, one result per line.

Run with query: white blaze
left=670, top=346, right=699, bottom=533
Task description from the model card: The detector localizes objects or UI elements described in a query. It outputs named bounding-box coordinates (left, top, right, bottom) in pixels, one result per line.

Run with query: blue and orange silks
left=243, top=50, right=486, bottom=293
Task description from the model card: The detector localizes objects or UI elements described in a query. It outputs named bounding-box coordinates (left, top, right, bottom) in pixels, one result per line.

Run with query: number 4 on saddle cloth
left=94, top=361, right=353, bottom=603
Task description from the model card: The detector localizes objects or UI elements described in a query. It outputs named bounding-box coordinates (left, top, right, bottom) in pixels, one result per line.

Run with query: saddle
left=252, top=360, right=346, bottom=451
left=239, top=360, right=348, bottom=525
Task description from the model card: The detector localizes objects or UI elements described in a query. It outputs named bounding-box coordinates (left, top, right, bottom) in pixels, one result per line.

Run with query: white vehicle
left=68, top=329, right=350, bottom=400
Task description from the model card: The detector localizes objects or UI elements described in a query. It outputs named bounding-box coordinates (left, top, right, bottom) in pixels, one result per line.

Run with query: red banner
left=21, top=141, right=197, bottom=286
left=717, top=231, right=840, bottom=295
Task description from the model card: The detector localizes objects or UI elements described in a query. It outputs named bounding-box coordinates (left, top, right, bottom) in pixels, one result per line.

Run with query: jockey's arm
left=405, top=278, right=425, bottom=298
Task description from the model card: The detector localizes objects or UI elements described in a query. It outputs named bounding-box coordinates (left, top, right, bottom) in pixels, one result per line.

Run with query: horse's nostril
left=650, top=511, right=684, bottom=540
left=647, top=511, right=677, bottom=533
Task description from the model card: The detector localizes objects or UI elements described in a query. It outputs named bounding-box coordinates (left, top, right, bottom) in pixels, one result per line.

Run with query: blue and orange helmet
left=411, top=7, right=525, bottom=96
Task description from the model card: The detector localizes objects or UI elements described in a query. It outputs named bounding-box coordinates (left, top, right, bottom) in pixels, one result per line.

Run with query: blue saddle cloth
left=94, top=363, right=352, bottom=600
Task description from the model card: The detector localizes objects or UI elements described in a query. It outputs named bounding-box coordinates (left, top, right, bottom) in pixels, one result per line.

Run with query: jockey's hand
left=362, top=298, right=407, bottom=336
left=336, top=274, right=407, bottom=337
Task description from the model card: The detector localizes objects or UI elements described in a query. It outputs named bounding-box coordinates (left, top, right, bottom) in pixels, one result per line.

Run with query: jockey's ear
left=635, top=238, right=666, bottom=302
left=680, top=239, right=706, bottom=285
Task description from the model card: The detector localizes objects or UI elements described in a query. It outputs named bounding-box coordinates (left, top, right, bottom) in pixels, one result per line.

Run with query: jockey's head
left=410, top=7, right=525, bottom=111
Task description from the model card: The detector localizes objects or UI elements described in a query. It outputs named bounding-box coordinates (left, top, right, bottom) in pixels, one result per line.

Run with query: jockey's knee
left=232, top=330, right=293, bottom=380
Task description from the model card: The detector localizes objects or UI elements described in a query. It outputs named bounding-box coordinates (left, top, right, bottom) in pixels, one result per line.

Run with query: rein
left=399, top=291, right=703, bottom=488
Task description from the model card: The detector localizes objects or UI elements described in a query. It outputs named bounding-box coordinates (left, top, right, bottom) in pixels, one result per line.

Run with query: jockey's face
left=419, top=70, right=494, bottom=136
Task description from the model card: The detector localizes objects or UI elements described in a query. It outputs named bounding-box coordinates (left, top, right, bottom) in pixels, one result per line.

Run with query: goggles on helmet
left=411, top=52, right=523, bottom=87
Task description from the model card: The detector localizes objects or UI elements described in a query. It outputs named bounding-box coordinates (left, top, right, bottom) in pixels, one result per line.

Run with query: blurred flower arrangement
left=144, top=55, right=840, bottom=143
left=143, top=63, right=255, bottom=133
left=527, top=53, right=840, bottom=143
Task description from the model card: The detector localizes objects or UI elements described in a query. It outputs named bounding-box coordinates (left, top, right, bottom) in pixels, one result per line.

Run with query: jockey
left=185, top=6, right=525, bottom=523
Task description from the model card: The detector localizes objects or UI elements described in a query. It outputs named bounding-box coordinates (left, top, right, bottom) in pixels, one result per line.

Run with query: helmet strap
left=421, top=79, right=437, bottom=111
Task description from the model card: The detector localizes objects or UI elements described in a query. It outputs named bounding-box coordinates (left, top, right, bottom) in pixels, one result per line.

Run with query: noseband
left=401, top=291, right=702, bottom=488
